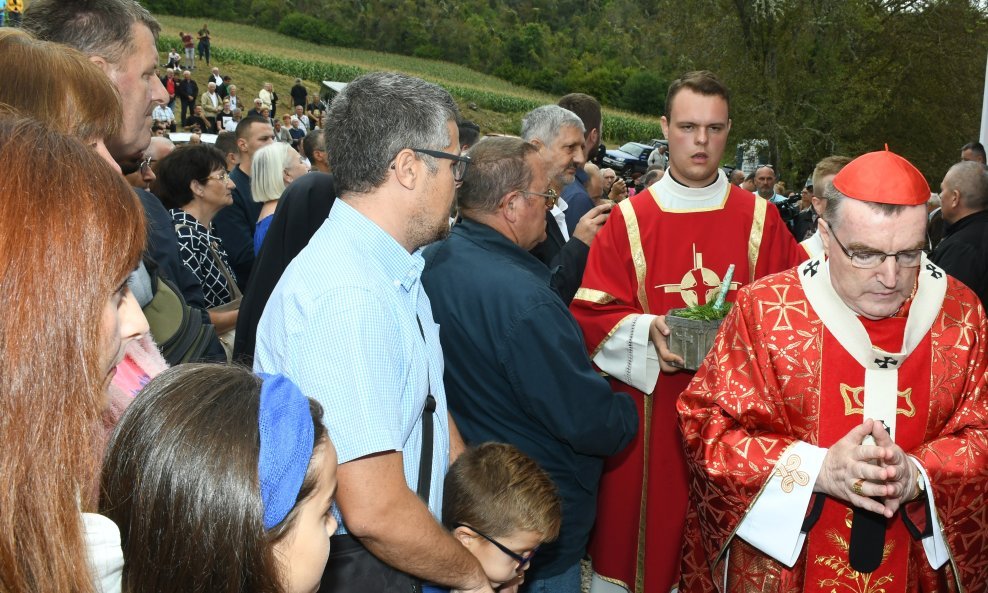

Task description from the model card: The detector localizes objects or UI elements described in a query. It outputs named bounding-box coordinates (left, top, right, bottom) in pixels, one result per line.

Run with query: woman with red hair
left=0, top=116, right=149, bottom=592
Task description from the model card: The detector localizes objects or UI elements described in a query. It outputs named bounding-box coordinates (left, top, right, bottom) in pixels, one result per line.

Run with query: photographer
left=790, top=182, right=817, bottom=240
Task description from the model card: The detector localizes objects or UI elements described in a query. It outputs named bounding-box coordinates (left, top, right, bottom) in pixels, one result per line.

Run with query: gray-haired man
left=523, top=104, right=612, bottom=304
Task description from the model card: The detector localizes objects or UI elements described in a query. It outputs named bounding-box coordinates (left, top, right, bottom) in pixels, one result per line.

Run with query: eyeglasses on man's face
left=519, top=188, right=559, bottom=209
left=121, top=155, right=154, bottom=176
left=452, top=523, right=539, bottom=571
left=826, top=221, right=923, bottom=269
left=412, top=148, right=471, bottom=183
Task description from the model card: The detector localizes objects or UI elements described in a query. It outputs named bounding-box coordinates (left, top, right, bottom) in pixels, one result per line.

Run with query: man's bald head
left=941, top=161, right=988, bottom=223
left=148, top=136, right=175, bottom=160
left=583, top=162, right=603, bottom=202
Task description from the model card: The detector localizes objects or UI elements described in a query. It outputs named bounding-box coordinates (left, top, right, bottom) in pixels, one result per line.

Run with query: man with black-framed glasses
left=255, top=72, right=492, bottom=593
left=422, top=136, right=638, bottom=593
left=679, top=149, right=988, bottom=591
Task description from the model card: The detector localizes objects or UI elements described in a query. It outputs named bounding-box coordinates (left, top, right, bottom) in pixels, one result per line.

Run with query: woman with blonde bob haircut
left=0, top=28, right=123, bottom=169
left=0, top=116, right=149, bottom=593
left=251, top=141, right=310, bottom=255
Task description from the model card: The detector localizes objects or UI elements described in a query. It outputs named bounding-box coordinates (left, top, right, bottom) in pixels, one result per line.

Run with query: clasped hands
left=815, top=418, right=922, bottom=517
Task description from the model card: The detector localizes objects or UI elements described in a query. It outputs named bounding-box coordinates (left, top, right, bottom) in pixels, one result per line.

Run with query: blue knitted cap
left=257, top=373, right=315, bottom=530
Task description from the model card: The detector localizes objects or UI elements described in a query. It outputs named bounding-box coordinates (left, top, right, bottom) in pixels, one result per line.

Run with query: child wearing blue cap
left=100, top=364, right=338, bottom=593
left=426, top=443, right=562, bottom=592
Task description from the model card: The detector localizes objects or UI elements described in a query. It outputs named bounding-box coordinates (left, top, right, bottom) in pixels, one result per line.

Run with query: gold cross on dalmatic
left=657, top=244, right=739, bottom=307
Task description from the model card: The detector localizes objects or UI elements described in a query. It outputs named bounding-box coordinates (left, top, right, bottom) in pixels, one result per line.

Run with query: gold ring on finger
left=852, top=478, right=865, bottom=497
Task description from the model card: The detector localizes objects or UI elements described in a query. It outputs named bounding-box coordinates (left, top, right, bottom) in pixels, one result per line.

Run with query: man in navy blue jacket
left=212, top=115, right=274, bottom=288
left=422, top=136, right=638, bottom=593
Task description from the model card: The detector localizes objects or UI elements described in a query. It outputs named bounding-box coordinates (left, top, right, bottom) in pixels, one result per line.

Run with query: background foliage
left=150, top=0, right=987, bottom=184
left=156, top=16, right=665, bottom=144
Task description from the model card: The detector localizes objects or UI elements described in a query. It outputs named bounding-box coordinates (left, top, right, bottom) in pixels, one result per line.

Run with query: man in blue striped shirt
left=255, top=72, right=491, bottom=593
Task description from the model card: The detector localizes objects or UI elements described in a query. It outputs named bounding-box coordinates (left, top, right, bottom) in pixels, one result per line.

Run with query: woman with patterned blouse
left=151, top=144, right=239, bottom=334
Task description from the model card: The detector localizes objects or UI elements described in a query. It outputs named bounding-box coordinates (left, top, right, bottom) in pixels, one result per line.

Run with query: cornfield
left=157, top=16, right=663, bottom=143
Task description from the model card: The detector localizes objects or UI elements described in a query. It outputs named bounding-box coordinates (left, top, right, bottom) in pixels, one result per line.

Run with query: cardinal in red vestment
left=678, top=149, right=988, bottom=592
left=570, top=71, right=805, bottom=593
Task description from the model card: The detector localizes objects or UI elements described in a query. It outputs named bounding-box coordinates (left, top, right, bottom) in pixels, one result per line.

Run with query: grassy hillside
left=156, top=15, right=663, bottom=144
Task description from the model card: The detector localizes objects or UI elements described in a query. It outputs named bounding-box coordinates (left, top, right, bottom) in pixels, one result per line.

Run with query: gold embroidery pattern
left=619, top=199, right=650, bottom=314
left=747, top=198, right=767, bottom=283
left=813, top=529, right=894, bottom=593
left=775, top=454, right=810, bottom=493
left=839, top=385, right=917, bottom=418
left=573, top=288, right=616, bottom=305
left=757, top=285, right=809, bottom=331
left=656, top=245, right=739, bottom=308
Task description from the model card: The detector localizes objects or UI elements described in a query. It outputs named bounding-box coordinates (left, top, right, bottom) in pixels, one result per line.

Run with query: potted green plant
left=665, top=264, right=734, bottom=371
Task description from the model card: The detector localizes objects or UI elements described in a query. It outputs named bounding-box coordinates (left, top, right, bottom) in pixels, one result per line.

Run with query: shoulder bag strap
left=414, top=315, right=436, bottom=504
left=205, top=238, right=243, bottom=301
left=175, top=222, right=243, bottom=302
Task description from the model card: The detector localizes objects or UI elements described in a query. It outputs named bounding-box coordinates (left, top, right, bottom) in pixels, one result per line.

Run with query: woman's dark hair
left=99, top=364, right=327, bottom=593
left=151, top=143, right=227, bottom=209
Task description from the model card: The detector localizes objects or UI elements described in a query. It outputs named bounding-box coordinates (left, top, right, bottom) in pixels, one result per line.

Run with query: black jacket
left=135, top=188, right=226, bottom=361
left=212, top=165, right=262, bottom=290
left=791, top=207, right=817, bottom=242
left=529, top=211, right=590, bottom=304
left=176, top=78, right=198, bottom=103
left=931, top=209, right=988, bottom=307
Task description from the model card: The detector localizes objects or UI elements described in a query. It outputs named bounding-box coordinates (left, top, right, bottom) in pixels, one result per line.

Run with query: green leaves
left=672, top=302, right=733, bottom=321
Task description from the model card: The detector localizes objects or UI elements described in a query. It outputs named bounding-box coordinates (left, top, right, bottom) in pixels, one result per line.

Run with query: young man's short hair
left=664, top=70, right=730, bottom=119
left=558, top=93, right=601, bottom=138
left=214, top=131, right=238, bottom=157
left=235, top=115, right=270, bottom=142
left=442, top=442, right=561, bottom=540
left=811, top=155, right=852, bottom=199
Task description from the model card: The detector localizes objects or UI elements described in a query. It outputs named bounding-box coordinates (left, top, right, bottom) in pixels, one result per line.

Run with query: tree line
left=145, top=0, right=986, bottom=183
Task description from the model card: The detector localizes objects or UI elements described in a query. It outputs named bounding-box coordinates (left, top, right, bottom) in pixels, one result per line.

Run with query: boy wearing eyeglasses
left=424, top=443, right=561, bottom=593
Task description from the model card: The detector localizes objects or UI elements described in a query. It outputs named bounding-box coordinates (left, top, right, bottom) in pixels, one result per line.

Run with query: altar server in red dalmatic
left=570, top=71, right=805, bottom=593
left=678, top=149, right=988, bottom=592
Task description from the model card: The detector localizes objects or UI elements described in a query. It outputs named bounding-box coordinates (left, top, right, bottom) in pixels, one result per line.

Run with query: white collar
left=651, top=169, right=730, bottom=211
left=551, top=195, right=568, bottom=215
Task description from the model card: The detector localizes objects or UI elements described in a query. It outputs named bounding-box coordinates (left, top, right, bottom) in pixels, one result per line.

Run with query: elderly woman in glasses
left=152, top=144, right=240, bottom=335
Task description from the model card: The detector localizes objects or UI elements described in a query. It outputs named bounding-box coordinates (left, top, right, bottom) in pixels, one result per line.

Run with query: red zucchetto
left=832, top=148, right=930, bottom=206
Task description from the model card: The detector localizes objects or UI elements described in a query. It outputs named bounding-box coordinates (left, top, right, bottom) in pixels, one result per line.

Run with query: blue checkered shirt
left=254, top=199, right=450, bottom=533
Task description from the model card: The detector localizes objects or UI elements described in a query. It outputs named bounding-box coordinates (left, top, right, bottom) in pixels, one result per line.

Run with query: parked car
left=602, top=142, right=654, bottom=175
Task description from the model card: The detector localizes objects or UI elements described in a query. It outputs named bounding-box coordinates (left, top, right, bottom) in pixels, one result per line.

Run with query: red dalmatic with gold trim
left=678, top=263, right=988, bottom=593
left=571, top=176, right=805, bottom=593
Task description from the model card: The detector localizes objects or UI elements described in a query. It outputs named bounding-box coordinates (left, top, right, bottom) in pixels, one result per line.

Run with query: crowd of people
left=151, top=53, right=327, bottom=149
left=2, top=2, right=988, bottom=593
